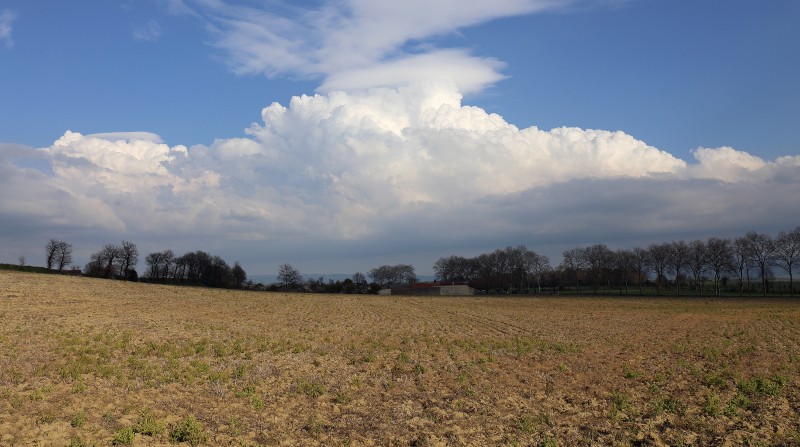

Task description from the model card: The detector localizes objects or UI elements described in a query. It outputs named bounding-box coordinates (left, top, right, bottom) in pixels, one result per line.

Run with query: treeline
left=433, top=246, right=550, bottom=293
left=269, top=264, right=372, bottom=293
left=34, top=226, right=799, bottom=296
left=36, top=239, right=248, bottom=290
left=269, top=264, right=412, bottom=294
left=84, top=241, right=139, bottom=280
left=143, top=249, right=247, bottom=289
left=367, top=264, right=417, bottom=288
left=433, top=227, right=799, bottom=297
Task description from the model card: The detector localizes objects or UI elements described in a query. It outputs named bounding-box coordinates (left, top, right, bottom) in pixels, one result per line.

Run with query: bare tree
left=118, top=240, right=138, bottom=279
left=277, top=263, right=303, bottom=289
left=368, top=265, right=391, bottom=288
left=648, top=243, right=671, bottom=295
left=561, top=247, right=587, bottom=294
left=145, top=250, right=174, bottom=280
left=45, top=239, right=59, bottom=269
left=474, top=253, right=496, bottom=292
left=774, top=227, right=800, bottom=297
left=505, top=245, right=529, bottom=293
left=206, top=256, right=232, bottom=288
left=613, top=249, right=636, bottom=295
left=433, top=255, right=477, bottom=283
left=85, top=243, right=123, bottom=278
left=231, top=261, right=247, bottom=289
left=368, top=264, right=417, bottom=289
left=352, top=272, right=366, bottom=293
left=433, top=255, right=460, bottom=282
left=305, top=276, right=327, bottom=293
left=492, top=248, right=513, bottom=291
left=56, top=241, right=73, bottom=271
left=180, top=250, right=208, bottom=282
left=743, top=231, right=775, bottom=297
left=706, top=237, right=732, bottom=296
left=686, top=240, right=707, bottom=295
left=17, top=256, right=26, bottom=267
left=668, top=240, right=690, bottom=295
left=101, top=244, right=122, bottom=278
left=632, top=247, right=650, bottom=294
left=732, top=237, right=753, bottom=296
left=146, top=251, right=161, bottom=279
left=585, top=244, right=613, bottom=294
left=527, top=251, right=551, bottom=294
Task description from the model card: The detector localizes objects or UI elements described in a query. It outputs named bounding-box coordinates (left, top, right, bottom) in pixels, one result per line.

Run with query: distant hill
left=249, top=273, right=435, bottom=285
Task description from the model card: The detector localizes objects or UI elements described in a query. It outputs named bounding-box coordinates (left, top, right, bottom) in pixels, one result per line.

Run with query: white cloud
left=243, top=81, right=687, bottom=208
left=688, top=146, right=800, bottom=183
left=3, top=1, right=797, bottom=273
left=48, top=131, right=183, bottom=181
left=132, top=19, right=162, bottom=43
left=4, top=81, right=798, bottom=273
left=189, top=0, right=571, bottom=92
left=0, top=9, right=17, bottom=49
left=319, top=50, right=507, bottom=95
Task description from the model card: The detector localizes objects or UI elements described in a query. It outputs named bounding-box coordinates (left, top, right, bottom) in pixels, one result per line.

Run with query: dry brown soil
left=1, top=270, right=799, bottom=446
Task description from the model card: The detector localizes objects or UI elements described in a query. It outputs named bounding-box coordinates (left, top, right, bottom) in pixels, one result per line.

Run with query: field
left=1, top=271, right=799, bottom=446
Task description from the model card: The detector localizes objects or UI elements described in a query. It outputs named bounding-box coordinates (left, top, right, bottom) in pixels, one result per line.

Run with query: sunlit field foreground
left=1, top=271, right=799, bottom=446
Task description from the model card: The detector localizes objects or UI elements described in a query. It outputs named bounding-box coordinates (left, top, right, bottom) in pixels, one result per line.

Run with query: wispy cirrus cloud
left=132, top=19, right=163, bottom=43
left=177, top=0, right=571, bottom=93
left=0, top=9, right=17, bottom=49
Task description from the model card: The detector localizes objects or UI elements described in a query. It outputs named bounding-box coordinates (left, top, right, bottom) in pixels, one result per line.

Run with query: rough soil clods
left=0, top=271, right=799, bottom=446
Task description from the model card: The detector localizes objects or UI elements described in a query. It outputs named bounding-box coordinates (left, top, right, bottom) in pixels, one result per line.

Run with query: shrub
left=296, top=378, right=325, bottom=398
left=702, top=393, right=722, bottom=417
left=133, top=410, right=165, bottom=436
left=653, top=397, right=686, bottom=416
left=66, top=436, right=90, bottom=447
left=539, top=438, right=558, bottom=447
left=169, top=415, right=207, bottom=446
left=70, top=411, right=86, bottom=428
left=610, top=390, right=631, bottom=414
left=622, top=365, right=642, bottom=379
left=111, top=427, right=134, bottom=446
left=737, top=375, right=784, bottom=397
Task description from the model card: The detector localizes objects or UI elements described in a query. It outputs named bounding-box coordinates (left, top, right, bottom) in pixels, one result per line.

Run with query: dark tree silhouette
left=277, top=263, right=303, bottom=289
left=706, top=237, right=733, bottom=296
left=647, top=243, right=671, bottom=295
left=231, top=261, right=247, bottom=289
left=743, top=232, right=775, bottom=297
left=774, top=227, right=800, bottom=297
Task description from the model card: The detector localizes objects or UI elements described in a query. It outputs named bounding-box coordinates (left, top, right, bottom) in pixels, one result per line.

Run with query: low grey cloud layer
left=2, top=81, right=798, bottom=272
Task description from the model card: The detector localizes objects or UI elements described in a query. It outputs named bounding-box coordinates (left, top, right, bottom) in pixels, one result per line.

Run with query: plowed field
left=1, top=271, right=799, bottom=446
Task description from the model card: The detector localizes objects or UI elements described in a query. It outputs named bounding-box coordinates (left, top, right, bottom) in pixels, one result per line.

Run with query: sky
left=0, top=0, right=798, bottom=278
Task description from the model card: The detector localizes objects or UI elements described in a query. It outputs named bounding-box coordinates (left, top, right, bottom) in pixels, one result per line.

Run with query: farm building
left=379, top=282, right=475, bottom=296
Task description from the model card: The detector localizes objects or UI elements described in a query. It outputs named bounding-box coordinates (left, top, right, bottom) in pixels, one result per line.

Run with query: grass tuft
left=169, top=415, right=207, bottom=447
left=111, top=427, right=134, bottom=446
left=132, top=409, right=165, bottom=436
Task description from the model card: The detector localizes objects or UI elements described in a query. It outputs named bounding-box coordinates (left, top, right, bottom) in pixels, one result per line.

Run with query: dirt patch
left=1, top=271, right=799, bottom=445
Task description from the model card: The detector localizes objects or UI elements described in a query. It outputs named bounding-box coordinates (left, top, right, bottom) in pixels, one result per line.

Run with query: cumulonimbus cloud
left=2, top=1, right=798, bottom=270
left=3, top=81, right=797, bottom=256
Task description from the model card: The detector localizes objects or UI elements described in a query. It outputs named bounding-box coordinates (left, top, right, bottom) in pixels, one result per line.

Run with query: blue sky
left=3, top=0, right=798, bottom=156
left=0, top=0, right=798, bottom=276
